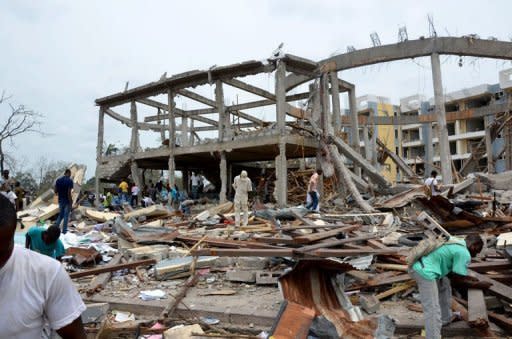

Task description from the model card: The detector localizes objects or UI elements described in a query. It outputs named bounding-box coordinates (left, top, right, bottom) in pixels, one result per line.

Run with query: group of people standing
left=0, top=169, right=27, bottom=212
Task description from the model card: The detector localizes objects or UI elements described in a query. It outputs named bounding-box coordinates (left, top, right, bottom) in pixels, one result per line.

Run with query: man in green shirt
left=410, top=235, right=488, bottom=339
left=25, top=225, right=65, bottom=260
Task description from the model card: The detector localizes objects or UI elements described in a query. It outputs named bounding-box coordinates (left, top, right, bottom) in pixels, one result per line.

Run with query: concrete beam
left=286, top=37, right=512, bottom=90
left=139, top=98, right=218, bottom=126
left=223, top=78, right=276, bottom=100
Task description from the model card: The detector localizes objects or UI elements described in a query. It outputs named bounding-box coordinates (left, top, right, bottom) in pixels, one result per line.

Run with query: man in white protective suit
left=232, top=170, right=252, bottom=227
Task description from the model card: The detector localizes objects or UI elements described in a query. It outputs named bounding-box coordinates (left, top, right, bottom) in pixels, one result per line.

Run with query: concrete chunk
left=359, top=294, right=380, bottom=314
left=125, top=245, right=169, bottom=262
left=226, top=270, right=256, bottom=283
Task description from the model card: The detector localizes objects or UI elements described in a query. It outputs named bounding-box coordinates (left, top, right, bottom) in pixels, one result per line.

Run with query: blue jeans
left=306, top=191, right=319, bottom=210
left=55, top=201, right=71, bottom=234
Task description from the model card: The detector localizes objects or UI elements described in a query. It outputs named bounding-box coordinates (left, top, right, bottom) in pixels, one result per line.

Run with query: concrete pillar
left=219, top=152, right=227, bottom=203
left=94, top=107, right=105, bottom=205
left=348, top=86, right=361, bottom=176
left=485, top=115, right=494, bottom=173
left=157, top=108, right=165, bottom=142
left=329, top=72, right=341, bottom=134
left=310, top=82, right=321, bottom=125
left=130, top=160, right=142, bottom=188
left=430, top=52, right=453, bottom=184
left=425, top=123, right=434, bottom=176
left=189, top=119, right=194, bottom=146
left=320, top=74, right=333, bottom=135
left=181, top=116, right=188, bottom=147
left=216, top=80, right=228, bottom=141
left=275, top=60, right=287, bottom=207
left=167, top=89, right=176, bottom=190
left=130, top=101, right=140, bottom=151
left=362, top=125, right=372, bottom=161
left=371, top=123, right=378, bottom=166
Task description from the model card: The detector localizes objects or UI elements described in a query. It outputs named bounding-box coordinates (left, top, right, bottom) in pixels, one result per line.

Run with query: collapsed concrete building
left=94, top=37, right=512, bottom=205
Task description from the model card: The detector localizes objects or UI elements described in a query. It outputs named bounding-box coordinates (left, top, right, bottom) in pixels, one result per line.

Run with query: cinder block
left=255, top=271, right=282, bottom=285
left=359, top=294, right=380, bottom=314
left=214, top=256, right=235, bottom=268
left=226, top=270, right=256, bottom=283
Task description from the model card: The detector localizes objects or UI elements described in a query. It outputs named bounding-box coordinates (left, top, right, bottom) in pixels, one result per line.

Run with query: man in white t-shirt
left=0, top=194, right=86, bottom=338
left=190, top=172, right=200, bottom=199
left=424, top=170, right=442, bottom=197
left=232, top=170, right=252, bottom=227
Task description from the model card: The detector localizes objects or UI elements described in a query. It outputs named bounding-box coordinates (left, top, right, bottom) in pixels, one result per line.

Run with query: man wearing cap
left=232, top=170, right=252, bottom=227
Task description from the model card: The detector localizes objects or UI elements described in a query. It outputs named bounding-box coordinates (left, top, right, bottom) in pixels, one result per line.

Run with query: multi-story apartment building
left=356, top=68, right=512, bottom=183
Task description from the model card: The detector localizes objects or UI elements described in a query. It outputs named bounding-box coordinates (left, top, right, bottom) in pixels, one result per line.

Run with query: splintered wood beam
left=138, top=98, right=218, bottom=126
left=223, top=78, right=276, bottom=100
left=69, top=258, right=156, bottom=279
left=177, top=89, right=216, bottom=107
left=468, top=269, right=512, bottom=303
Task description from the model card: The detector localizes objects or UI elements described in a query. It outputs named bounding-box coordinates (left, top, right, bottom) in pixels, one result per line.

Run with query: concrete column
left=430, top=52, right=453, bottom=184
left=216, top=80, right=226, bottom=141
left=320, top=74, right=333, bottom=135
left=219, top=152, right=227, bottom=203
left=130, top=101, right=140, bottom=151
left=275, top=60, right=287, bottom=207
left=94, top=107, right=105, bottom=205
left=348, top=86, right=361, bottom=176
left=371, top=123, right=378, bottom=166
left=130, top=160, right=142, bottom=188
left=362, top=125, right=372, bottom=161
left=310, top=83, right=321, bottom=125
left=329, top=72, right=341, bottom=134
left=167, top=89, right=176, bottom=189
left=485, top=115, right=494, bottom=173
left=157, top=108, right=165, bottom=142
left=425, top=123, right=434, bottom=176
left=276, top=61, right=286, bottom=133
left=189, top=119, right=194, bottom=146
left=181, top=116, right=189, bottom=147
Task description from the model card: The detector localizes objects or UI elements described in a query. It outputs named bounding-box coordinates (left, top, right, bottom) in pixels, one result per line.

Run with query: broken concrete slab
left=123, top=205, right=169, bottom=221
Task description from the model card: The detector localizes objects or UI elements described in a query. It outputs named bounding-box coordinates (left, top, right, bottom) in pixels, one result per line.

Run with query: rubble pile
left=16, top=167, right=512, bottom=338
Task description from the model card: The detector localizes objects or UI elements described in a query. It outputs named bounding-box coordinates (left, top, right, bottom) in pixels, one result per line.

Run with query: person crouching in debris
left=409, top=235, right=491, bottom=339
left=25, top=225, right=65, bottom=261
left=233, top=170, right=252, bottom=227
left=305, top=169, right=322, bottom=211
left=0, top=195, right=87, bottom=338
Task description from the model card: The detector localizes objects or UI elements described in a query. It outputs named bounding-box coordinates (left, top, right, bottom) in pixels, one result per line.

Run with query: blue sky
left=1, top=0, right=511, bottom=178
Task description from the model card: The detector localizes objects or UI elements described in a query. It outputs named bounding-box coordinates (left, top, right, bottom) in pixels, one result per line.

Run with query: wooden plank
left=294, top=233, right=378, bottom=253
left=70, top=258, right=156, bottom=279
left=292, top=225, right=358, bottom=244
left=468, top=260, right=511, bottom=272
left=376, top=281, right=416, bottom=300
left=192, top=247, right=404, bottom=258
left=468, top=269, right=512, bottom=303
left=86, top=253, right=123, bottom=295
left=468, top=288, right=489, bottom=328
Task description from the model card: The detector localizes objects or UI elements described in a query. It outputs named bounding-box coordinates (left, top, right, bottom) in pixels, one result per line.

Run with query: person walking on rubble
left=409, top=234, right=491, bottom=339
left=54, top=169, right=74, bottom=234
left=118, top=178, right=129, bottom=203
left=305, top=169, right=322, bottom=211
left=233, top=170, right=252, bottom=227
left=0, top=194, right=87, bottom=338
left=424, top=170, right=442, bottom=197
